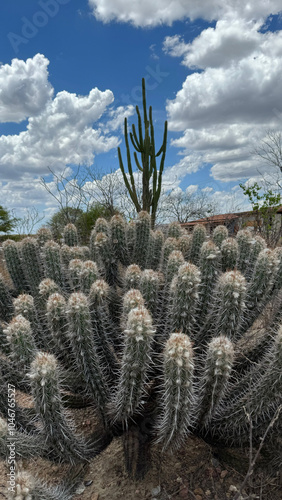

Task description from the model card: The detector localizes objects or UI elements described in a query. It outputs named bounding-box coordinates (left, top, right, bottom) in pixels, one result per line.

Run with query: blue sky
left=0, top=0, right=282, bottom=229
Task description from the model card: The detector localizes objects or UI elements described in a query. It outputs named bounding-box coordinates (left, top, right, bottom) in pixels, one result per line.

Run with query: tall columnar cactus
left=118, top=78, right=168, bottom=228
left=134, top=211, right=151, bottom=268
left=246, top=234, right=267, bottom=279
left=66, top=292, right=110, bottom=422
left=30, top=351, right=87, bottom=462
left=212, top=324, right=282, bottom=445
left=0, top=272, right=14, bottom=322
left=36, top=226, right=53, bottom=247
left=1, top=211, right=282, bottom=487
left=155, top=333, right=194, bottom=450
left=89, top=280, right=117, bottom=373
left=236, top=228, right=254, bottom=273
left=169, top=262, right=201, bottom=336
left=111, top=214, right=128, bottom=265
left=212, top=225, right=228, bottom=248
left=140, top=269, right=160, bottom=317
left=43, top=240, right=64, bottom=289
left=177, top=233, right=191, bottom=261
left=196, top=336, right=234, bottom=426
left=46, top=293, right=72, bottom=362
left=124, top=264, right=142, bottom=291
left=161, top=237, right=178, bottom=271
left=20, top=237, right=43, bottom=296
left=79, top=260, right=99, bottom=294
left=63, top=223, right=78, bottom=247
left=151, top=229, right=164, bottom=270
left=243, top=248, right=277, bottom=331
left=111, top=306, right=155, bottom=423
left=5, top=315, right=36, bottom=372
left=203, top=270, right=247, bottom=340
left=13, top=293, right=46, bottom=349
left=68, top=259, right=83, bottom=292
left=3, top=239, right=27, bottom=293
left=198, top=241, right=220, bottom=323
left=165, top=250, right=185, bottom=284
left=189, top=224, right=207, bottom=265
left=167, top=221, right=182, bottom=239
left=221, top=237, right=238, bottom=272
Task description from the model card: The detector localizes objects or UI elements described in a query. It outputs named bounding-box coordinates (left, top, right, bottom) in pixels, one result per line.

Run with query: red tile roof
left=180, top=207, right=282, bottom=227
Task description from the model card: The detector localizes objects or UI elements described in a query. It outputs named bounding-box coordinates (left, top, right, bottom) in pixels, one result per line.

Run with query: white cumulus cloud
left=0, top=54, right=53, bottom=123
left=0, top=54, right=128, bottom=182
left=88, top=0, right=282, bottom=27
left=165, top=22, right=282, bottom=182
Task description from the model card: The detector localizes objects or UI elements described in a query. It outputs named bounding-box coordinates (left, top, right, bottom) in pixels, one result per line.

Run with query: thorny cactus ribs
left=1, top=212, right=282, bottom=496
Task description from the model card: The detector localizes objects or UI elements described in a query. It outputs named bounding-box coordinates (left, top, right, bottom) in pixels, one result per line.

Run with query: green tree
left=0, top=205, right=18, bottom=234
left=77, top=203, right=118, bottom=243
left=48, top=204, right=115, bottom=243
left=239, top=182, right=281, bottom=245
left=118, top=78, right=168, bottom=228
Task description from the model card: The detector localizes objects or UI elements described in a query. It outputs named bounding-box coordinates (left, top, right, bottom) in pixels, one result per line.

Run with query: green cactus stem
left=161, top=237, right=178, bottom=272
left=20, top=237, right=44, bottom=296
left=66, top=292, right=110, bottom=421
left=46, top=293, right=73, bottom=363
left=165, top=250, right=185, bottom=285
left=5, top=315, right=36, bottom=373
left=68, top=259, right=83, bottom=292
left=134, top=211, right=151, bottom=268
left=151, top=229, right=164, bottom=270
left=112, top=306, right=155, bottom=423
left=203, top=270, right=247, bottom=341
left=236, top=229, right=254, bottom=274
left=197, top=241, right=221, bottom=325
left=140, top=269, right=160, bottom=317
left=0, top=418, right=46, bottom=461
left=0, top=272, right=14, bottom=322
left=89, top=280, right=117, bottom=374
left=212, top=225, right=228, bottom=248
left=196, top=336, right=234, bottom=426
left=122, top=289, right=145, bottom=328
left=3, top=239, right=27, bottom=293
left=246, top=234, right=267, bottom=279
left=43, top=240, right=64, bottom=289
left=167, top=221, right=182, bottom=239
left=110, top=214, right=128, bottom=265
left=189, top=224, right=207, bottom=265
left=79, top=260, right=99, bottom=294
left=177, top=233, right=191, bottom=261
left=36, top=226, right=53, bottom=247
left=221, top=237, right=238, bottom=272
left=243, top=248, right=278, bottom=331
left=13, top=293, right=45, bottom=349
left=63, top=223, right=78, bottom=247
left=155, top=332, right=194, bottom=450
left=117, top=78, right=167, bottom=228
left=124, top=264, right=142, bottom=291
left=169, top=262, right=201, bottom=337
left=126, top=220, right=136, bottom=262
left=29, top=351, right=87, bottom=462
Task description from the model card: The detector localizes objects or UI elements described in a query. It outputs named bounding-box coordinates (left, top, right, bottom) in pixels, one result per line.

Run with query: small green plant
left=239, top=182, right=281, bottom=245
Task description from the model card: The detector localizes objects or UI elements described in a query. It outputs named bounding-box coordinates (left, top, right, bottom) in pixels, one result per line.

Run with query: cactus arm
left=130, top=125, right=142, bottom=152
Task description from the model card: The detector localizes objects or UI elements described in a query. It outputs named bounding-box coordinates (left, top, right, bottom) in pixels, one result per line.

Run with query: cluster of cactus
left=1, top=215, right=282, bottom=496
